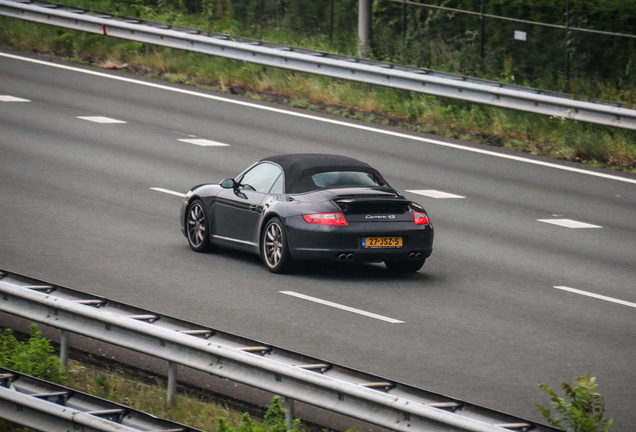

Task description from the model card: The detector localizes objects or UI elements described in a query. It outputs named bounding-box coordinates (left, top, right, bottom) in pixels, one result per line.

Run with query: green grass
left=63, top=361, right=248, bottom=431
left=2, top=358, right=313, bottom=432
left=0, top=11, right=635, bottom=172
left=0, top=325, right=311, bottom=432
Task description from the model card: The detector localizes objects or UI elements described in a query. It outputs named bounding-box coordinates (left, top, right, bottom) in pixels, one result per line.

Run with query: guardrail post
left=59, top=329, right=69, bottom=371
left=167, top=361, right=177, bottom=406
left=284, top=397, right=294, bottom=431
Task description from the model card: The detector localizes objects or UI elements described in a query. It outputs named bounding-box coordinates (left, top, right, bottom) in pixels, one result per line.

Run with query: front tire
left=261, top=217, right=293, bottom=273
left=385, top=258, right=425, bottom=273
left=186, top=199, right=215, bottom=252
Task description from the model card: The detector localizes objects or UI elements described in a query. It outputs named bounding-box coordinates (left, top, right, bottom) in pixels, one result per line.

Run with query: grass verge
left=3, top=359, right=249, bottom=432
left=0, top=14, right=635, bottom=173
left=63, top=359, right=258, bottom=431
left=3, top=356, right=326, bottom=432
left=0, top=326, right=320, bottom=432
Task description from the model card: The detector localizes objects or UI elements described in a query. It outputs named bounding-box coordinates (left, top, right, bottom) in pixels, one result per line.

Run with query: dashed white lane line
left=537, top=219, right=602, bottom=229
left=554, top=286, right=636, bottom=309
left=77, top=116, right=127, bottom=124
left=279, top=291, right=404, bottom=324
left=0, top=95, right=30, bottom=102
left=406, top=189, right=465, bottom=199
left=178, top=138, right=230, bottom=147
left=4, top=52, right=635, bottom=185
left=150, top=187, right=185, bottom=198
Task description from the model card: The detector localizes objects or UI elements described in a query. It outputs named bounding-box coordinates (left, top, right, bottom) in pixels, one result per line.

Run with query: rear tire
left=384, top=258, right=425, bottom=273
left=261, top=218, right=293, bottom=274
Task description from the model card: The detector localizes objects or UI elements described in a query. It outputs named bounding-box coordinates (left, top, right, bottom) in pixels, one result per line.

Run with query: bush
left=50, top=31, right=76, bottom=53
left=0, top=324, right=65, bottom=382
left=219, top=396, right=304, bottom=432
left=537, top=374, right=614, bottom=432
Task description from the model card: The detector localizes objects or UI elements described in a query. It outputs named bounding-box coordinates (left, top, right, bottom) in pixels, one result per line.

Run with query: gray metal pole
left=358, top=0, right=372, bottom=57
left=167, top=361, right=177, bottom=406
left=59, top=329, right=69, bottom=371
left=284, top=397, right=294, bottom=431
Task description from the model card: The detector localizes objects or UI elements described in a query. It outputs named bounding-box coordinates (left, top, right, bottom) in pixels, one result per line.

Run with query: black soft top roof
left=261, top=153, right=387, bottom=194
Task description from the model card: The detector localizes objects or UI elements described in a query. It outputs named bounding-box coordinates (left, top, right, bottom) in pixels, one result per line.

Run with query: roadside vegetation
left=0, top=325, right=312, bottom=432
left=0, top=324, right=614, bottom=432
left=538, top=374, right=614, bottom=432
left=1, top=0, right=635, bottom=172
left=0, top=324, right=617, bottom=431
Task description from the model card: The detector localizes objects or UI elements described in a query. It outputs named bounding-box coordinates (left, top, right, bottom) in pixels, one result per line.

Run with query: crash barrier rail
left=0, top=269, right=559, bottom=432
left=0, top=0, right=635, bottom=130
left=0, top=367, right=204, bottom=432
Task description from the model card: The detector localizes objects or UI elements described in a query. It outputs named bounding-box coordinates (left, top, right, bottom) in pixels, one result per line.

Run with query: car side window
left=269, top=173, right=284, bottom=194
left=239, top=163, right=283, bottom=193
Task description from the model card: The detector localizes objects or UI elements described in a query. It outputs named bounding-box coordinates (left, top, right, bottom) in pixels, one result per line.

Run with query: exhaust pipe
left=346, top=254, right=355, bottom=261
left=408, top=252, right=416, bottom=260
left=415, top=252, right=423, bottom=260
left=338, top=254, right=347, bottom=261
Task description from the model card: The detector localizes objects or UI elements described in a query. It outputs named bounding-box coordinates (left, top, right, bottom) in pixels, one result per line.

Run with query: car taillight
left=413, top=212, right=430, bottom=225
left=303, top=213, right=348, bottom=226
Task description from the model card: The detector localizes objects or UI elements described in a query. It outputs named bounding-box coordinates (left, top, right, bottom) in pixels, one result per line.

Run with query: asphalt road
left=1, top=50, right=635, bottom=430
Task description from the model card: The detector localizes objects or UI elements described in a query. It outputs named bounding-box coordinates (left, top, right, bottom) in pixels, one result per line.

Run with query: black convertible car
left=180, top=154, right=433, bottom=273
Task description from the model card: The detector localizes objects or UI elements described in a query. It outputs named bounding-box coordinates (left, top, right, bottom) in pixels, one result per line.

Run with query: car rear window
left=311, top=171, right=385, bottom=188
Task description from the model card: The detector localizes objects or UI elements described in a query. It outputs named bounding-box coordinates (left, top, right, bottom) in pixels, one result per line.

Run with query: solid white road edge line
left=150, top=187, right=186, bottom=198
left=3, top=51, right=635, bottom=185
left=554, top=286, right=636, bottom=309
left=279, top=291, right=404, bottom=324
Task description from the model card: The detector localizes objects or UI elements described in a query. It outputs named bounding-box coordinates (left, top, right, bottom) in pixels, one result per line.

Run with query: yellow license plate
left=362, top=237, right=403, bottom=248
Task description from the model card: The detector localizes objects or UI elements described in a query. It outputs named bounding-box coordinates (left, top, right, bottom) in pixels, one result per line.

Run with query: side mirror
left=221, top=178, right=237, bottom=189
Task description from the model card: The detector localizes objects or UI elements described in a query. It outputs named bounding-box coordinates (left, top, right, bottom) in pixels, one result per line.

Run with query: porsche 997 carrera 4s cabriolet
left=180, top=154, right=433, bottom=273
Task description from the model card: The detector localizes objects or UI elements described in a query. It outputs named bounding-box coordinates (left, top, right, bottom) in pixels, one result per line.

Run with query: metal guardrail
left=0, top=269, right=558, bottom=432
left=1, top=0, right=636, bottom=130
left=0, top=367, right=204, bottom=432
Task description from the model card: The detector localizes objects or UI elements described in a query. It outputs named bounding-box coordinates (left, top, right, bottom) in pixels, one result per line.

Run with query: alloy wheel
left=187, top=202, right=206, bottom=248
left=264, top=222, right=283, bottom=268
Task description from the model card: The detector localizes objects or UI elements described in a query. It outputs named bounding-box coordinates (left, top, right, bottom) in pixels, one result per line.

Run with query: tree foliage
left=58, top=0, right=636, bottom=95
left=371, top=0, right=636, bottom=92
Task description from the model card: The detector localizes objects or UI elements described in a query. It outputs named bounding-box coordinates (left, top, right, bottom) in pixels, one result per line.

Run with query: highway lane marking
left=178, top=138, right=230, bottom=147
left=406, top=190, right=465, bottom=199
left=537, top=219, right=602, bottom=229
left=0, top=95, right=30, bottom=102
left=554, top=286, right=636, bottom=309
left=77, top=116, right=127, bottom=124
left=150, top=187, right=186, bottom=198
left=279, top=291, right=404, bottom=324
left=3, top=52, right=635, bottom=186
